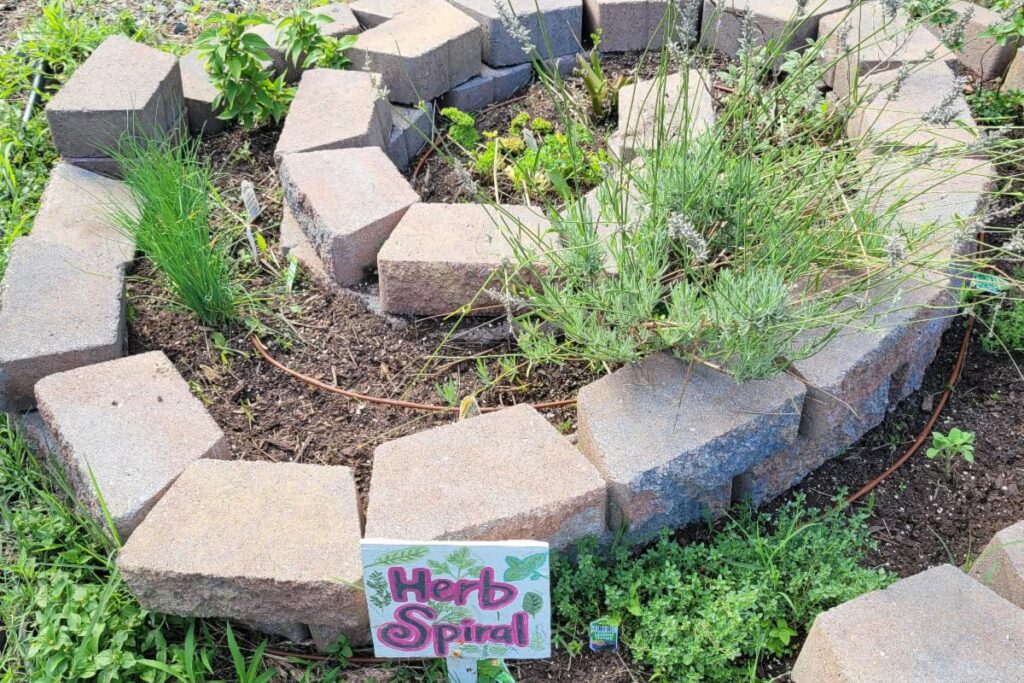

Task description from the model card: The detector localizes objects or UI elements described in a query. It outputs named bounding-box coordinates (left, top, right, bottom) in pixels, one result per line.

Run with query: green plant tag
left=589, top=617, right=619, bottom=653
left=478, top=658, right=516, bottom=682
left=971, top=272, right=1011, bottom=294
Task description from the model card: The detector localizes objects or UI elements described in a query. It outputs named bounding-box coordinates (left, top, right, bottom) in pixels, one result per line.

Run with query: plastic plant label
left=240, top=180, right=262, bottom=222
left=360, top=539, right=552, bottom=660
left=589, top=617, right=619, bottom=653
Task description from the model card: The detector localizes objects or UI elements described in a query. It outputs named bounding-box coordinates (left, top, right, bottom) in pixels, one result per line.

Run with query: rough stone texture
left=613, top=70, right=714, bottom=161
left=583, top=0, right=695, bottom=53
left=818, top=5, right=948, bottom=100
left=928, top=1, right=1019, bottom=81
left=849, top=59, right=978, bottom=153
left=13, top=411, right=58, bottom=460
left=535, top=52, right=581, bottom=77
left=378, top=203, right=550, bottom=316
left=275, top=69, right=390, bottom=160
left=1002, top=47, right=1024, bottom=93
left=30, top=162, right=135, bottom=270
left=350, top=0, right=418, bottom=28
left=793, top=564, right=1024, bottom=682
left=365, top=404, right=607, bottom=549
left=35, top=351, right=228, bottom=540
left=576, top=353, right=806, bottom=543
left=970, top=520, right=1024, bottom=609
left=701, top=0, right=852, bottom=58
left=440, top=63, right=534, bottom=110
left=46, top=36, right=184, bottom=161
left=118, top=459, right=369, bottom=641
left=318, top=3, right=363, bottom=37
left=279, top=204, right=333, bottom=289
left=0, top=239, right=124, bottom=412
left=279, top=147, right=419, bottom=286
left=351, top=0, right=483, bottom=104
left=387, top=103, right=434, bottom=170
left=179, top=50, right=226, bottom=136
left=447, top=0, right=583, bottom=67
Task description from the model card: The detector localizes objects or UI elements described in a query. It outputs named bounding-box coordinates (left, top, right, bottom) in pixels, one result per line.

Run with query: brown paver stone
left=45, top=35, right=184, bottom=161
left=118, top=459, right=368, bottom=640
left=0, top=239, right=124, bottom=412
left=969, top=520, right=1024, bottom=609
left=179, top=50, right=226, bottom=136
left=35, top=351, right=228, bottom=540
left=275, top=69, right=390, bottom=160
left=377, top=203, right=551, bottom=316
left=818, top=4, right=948, bottom=100
left=927, top=1, right=1019, bottom=81
left=350, top=0, right=418, bottom=28
left=576, top=353, right=805, bottom=543
left=365, top=404, right=607, bottom=549
left=613, top=70, right=714, bottom=161
left=1002, top=47, right=1024, bottom=93
left=29, top=162, right=135, bottom=269
left=793, top=564, right=1024, bottom=682
left=351, top=0, right=482, bottom=104
left=701, top=0, right=852, bottom=58
left=849, top=59, right=978, bottom=152
left=279, top=147, right=419, bottom=286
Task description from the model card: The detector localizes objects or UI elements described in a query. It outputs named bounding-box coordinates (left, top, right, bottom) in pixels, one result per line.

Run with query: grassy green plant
left=194, top=12, right=291, bottom=128
left=969, top=88, right=1024, bottom=126
left=493, top=3, right=1022, bottom=381
left=926, top=428, right=976, bottom=479
left=982, top=0, right=1024, bottom=47
left=111, top=134, right=248, bottom=328
left=551, top=494, right=893, bottom=681
left=0, top=0, right=151, bottom=276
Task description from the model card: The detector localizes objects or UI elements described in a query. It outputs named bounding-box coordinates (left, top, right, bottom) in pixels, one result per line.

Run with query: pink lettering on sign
left=377, top=604, right=531, bottom=656
left=387, top=567, right=518, bottom=610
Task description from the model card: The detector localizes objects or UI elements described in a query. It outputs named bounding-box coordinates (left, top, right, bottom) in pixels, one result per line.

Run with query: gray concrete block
left=576, top=353, right=805, bottom=543
left=701, top=0, right=851, bottom=58
left=584, top=0, right=692, bottom=53
left=279, top=147, right=419, bottom=286
left=350, top=0, right=418, bottom=28
left=35, top=351, right=228, bottom=540
left=970, top=520, right=1024, bottom=610
left=46, top=36, right=184, bottom=160
left=447, top=0, right=583, bottom=67
left=928, top=1, right=1020, bottom=81
left=0, top=239, right=125, bottom=412
left=392, top=103, right=435, bottom=165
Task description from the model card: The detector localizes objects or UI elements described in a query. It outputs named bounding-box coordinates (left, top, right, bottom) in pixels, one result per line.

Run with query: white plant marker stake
left=446, top=656, right=478, bottom=682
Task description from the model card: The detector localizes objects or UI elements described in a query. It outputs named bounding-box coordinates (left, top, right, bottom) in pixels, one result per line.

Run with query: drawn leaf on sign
left=427, top=559, right=451, bottom=575
left=522, top=591, right=543, bottom=616
left=503, top=552, right=548, bottom=581
left=366, top=546, right=430, bottom=568
left=366, top=571, right=391, bottom=611
left=445, top=547, right=484, bottom=578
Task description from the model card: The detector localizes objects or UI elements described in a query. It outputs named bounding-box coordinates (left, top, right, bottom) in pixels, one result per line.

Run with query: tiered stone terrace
left=3, top=0, right=1023, bottom=673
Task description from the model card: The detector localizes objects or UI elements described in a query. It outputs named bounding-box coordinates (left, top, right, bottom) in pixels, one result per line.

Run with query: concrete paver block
left=448, top=0, right=583, bottom=67
left=279, top=147, right=419, bottom=286
left=0, top=239, right=125, bottom=412
left=179, top=50, right=226, bottom=136
left=35, top=351, right=228, bottom=540
left=365, top=404, right=608, bottom=549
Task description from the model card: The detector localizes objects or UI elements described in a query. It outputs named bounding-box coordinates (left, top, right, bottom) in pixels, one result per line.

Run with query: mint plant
left=195, top=12, right=291, bottom=128
left=926, top=428, right=976, bottom=479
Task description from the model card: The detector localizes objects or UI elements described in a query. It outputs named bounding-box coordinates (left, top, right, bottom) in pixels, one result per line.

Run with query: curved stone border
left=0, top=0, right=1007, bottom=650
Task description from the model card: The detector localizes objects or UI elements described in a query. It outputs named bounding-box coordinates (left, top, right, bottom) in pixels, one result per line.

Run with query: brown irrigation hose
left=846, top=315, right=974, bottom=504
left=251, top=335, right=576, bottom=413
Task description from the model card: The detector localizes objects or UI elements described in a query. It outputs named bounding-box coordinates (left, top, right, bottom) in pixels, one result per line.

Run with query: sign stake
left=446, top=656, right=478, bottom=683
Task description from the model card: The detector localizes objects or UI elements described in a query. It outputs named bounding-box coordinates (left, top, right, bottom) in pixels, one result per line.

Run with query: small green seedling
left=926, top=428, right=975, bottom=479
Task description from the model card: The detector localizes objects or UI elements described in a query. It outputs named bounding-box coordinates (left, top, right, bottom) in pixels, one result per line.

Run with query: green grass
left=0, top=0, right=151, bottom=277
left=552, top=495, right=894, bottom=682
left=111, top=134, right=250, bottom=329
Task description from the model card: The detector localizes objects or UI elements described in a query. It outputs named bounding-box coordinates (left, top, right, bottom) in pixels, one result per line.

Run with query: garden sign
left=360, top=539, right=552, bottom=683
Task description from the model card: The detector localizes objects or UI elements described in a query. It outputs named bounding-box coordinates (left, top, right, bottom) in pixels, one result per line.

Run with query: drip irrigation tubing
left=250, top=335, right=576, bottom=413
